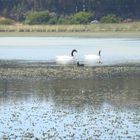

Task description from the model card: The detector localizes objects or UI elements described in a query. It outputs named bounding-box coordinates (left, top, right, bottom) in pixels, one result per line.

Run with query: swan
left=84, top=50, right=102, bottom=64
left=56, top=49, right=78, bottom=64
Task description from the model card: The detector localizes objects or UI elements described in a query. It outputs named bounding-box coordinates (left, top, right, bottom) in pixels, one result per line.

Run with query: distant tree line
left=0, top=0, right=139, bottom=24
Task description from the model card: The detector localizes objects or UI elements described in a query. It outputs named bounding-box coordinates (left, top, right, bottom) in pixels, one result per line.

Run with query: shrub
left=47, top=12, right=58, bottom=25
left=25, top=11, right=50, bottom=25
left=47, top=17, right=58, bottom=25
left=71, top=11, right=93, bottom=24
left=57, top=16, right=72, bottom=25
left=100, top=14, right=121, bottom=23
left=0, top=18, right=14, bottom=25
left=24, top=11, right=94, bottom=25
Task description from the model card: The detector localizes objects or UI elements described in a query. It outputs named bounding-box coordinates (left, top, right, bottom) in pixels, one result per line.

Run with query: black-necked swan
left=84, top=50, right=101, bottom=63
left=56, top=49, right=78, bottom=64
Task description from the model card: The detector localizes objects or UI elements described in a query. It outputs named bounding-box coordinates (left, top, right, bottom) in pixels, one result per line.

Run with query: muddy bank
left=0, top=61, right=139, bottom=80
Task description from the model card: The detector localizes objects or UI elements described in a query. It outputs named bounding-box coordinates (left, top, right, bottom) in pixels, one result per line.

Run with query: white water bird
left=84, top=50, right=102, bottom=64
left=56, top=49, right=78, bottom=64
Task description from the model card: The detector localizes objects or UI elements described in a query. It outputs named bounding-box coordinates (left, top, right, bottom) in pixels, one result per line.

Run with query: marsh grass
left=0, top=22, right=140, bottom=33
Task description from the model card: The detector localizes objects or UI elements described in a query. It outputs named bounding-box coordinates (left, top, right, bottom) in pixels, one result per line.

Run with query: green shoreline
left=0, top=22, right=140, bottom=37
left=0, top=32, right=140, bottom=38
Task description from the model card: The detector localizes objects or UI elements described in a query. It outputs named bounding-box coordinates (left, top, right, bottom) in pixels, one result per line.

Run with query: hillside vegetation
left=0, top=0, right=139, bottom=25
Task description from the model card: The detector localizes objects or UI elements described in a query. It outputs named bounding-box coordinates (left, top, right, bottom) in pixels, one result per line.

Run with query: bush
left=47, top=17, right=58, bottom=25
left=25, top=11, right=50, bottom=25
left=71, top=12, right=93, bottom=24
left=47, top=12, right=58, bottom=25
left=100, top=14, right=121, bottom=23
left=57, top=16, right=72, bottom=25
left=0, top=18, right=14, bottom=25
left=24, top=11, right=94, bottom=25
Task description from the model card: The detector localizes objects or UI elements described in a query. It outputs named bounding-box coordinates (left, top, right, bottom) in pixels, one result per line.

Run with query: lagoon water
left=0, top=77, right=140, bottom=139
left=0, top=37, right=140, bottom=65
left=0, top=37, right=140, bottom=139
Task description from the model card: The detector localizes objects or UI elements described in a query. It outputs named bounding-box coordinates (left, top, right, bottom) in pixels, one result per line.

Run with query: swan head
left=99, top=50, right=101, bottom=56
left=71, top=49, right=78, bottom=57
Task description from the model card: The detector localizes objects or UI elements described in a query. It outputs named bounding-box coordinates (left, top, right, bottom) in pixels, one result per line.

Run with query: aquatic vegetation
left=0, top=22, right=140, bottom=33
left=0, top=47, right=139, bottom=139
left=0, top=63, right=139, bottom=80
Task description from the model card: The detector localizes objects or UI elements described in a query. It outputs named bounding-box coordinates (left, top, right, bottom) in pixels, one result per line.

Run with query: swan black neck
left=71, top=49, right=77, bottom=57
left=99, top=50, right=101, bottom=56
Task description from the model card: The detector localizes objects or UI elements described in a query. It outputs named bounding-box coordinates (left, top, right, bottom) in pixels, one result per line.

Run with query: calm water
left=0, top=76, right=140, bottom=139
left=0, top=37, right=140, bottom=65
left=0, top=37, right=140, bottom=139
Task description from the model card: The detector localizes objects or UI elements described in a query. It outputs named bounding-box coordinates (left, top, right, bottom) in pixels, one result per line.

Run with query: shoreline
left=0, top=22, right=140, bottom=38
left=0, top=32, right=140, bottom=38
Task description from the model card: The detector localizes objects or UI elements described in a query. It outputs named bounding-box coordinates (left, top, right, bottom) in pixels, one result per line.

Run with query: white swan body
left=84, top=50, right=101, bottom=64
left=56, top=49, right=77, bottom=64
left=56, top=56, right=74, bottom=64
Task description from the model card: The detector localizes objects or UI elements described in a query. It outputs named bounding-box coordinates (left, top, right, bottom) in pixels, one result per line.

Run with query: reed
left=0, top=22, right=140, bottom=33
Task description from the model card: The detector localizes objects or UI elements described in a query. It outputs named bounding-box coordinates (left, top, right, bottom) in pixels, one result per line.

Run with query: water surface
left=0, top=37, right=140, bottom=65
left=0, top=76, right=140, bottom=139
left=0, top=37, right=140, bottom=139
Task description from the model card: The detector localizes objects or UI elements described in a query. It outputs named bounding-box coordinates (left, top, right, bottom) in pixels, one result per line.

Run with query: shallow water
left=0, top=37, right=140, bottom=65
left=0, top=76, right=140, bottom=139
